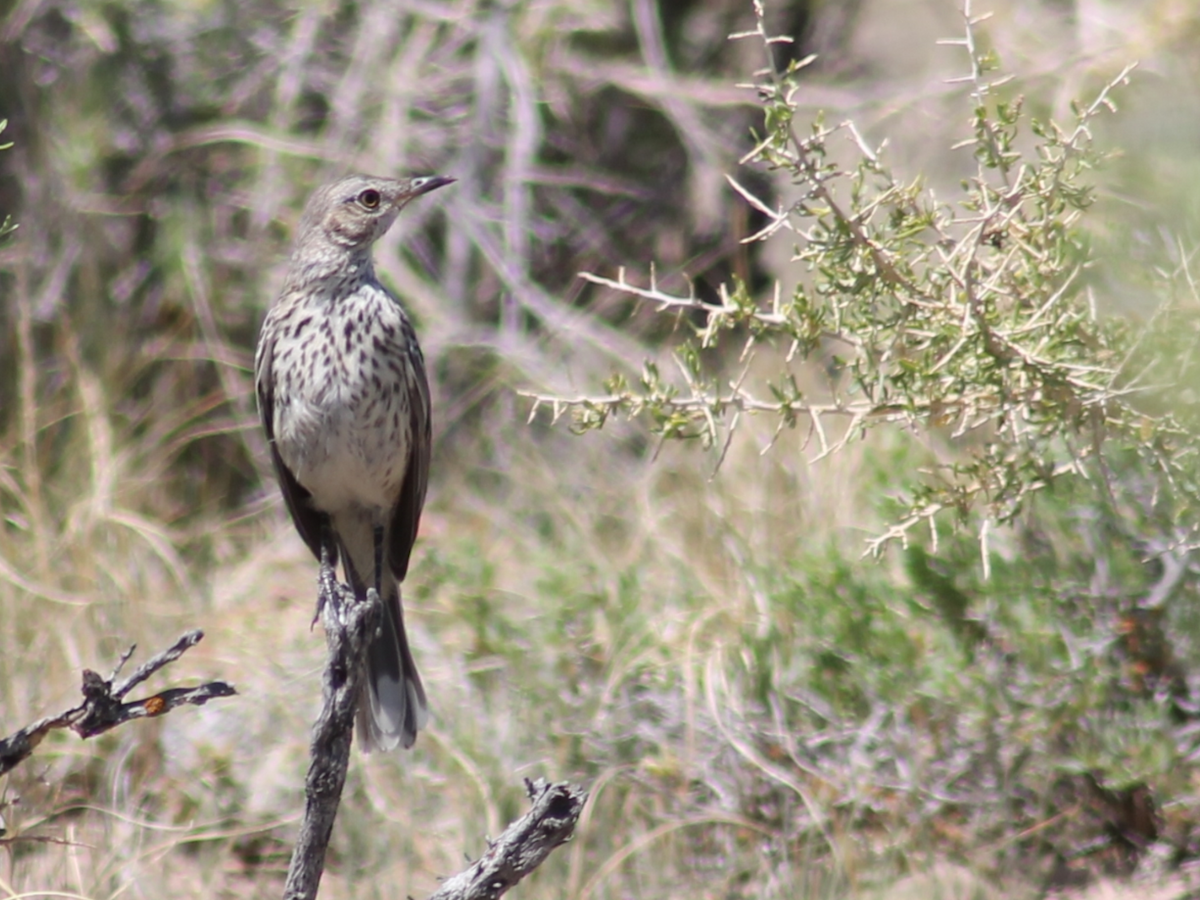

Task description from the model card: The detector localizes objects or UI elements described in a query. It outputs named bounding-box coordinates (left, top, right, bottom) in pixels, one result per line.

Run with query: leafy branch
left=523, top=1, right=1194, bottom=553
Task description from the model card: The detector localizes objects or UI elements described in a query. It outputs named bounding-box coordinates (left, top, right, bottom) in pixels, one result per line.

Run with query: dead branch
left=282, top=553, right=379, bottom=900
left=0, top=629, right=236, bottom=777
left=429, top=778, right=588, bottom=900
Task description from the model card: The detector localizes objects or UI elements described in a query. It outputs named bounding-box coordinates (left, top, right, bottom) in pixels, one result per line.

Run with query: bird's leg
left=372, top=524, right=384, bottom=599
left=315, top=520, right=337, bottom=628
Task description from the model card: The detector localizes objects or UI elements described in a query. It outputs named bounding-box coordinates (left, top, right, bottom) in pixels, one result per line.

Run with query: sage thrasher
left=255, top=173, right=454, bottom=751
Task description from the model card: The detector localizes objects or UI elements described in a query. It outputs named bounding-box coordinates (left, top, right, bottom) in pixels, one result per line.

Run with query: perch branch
left=282, top=549, right=381, bottom=900
left=279, top=549, right=587, bottom=900
left=0, top=629, right=235, bottom=777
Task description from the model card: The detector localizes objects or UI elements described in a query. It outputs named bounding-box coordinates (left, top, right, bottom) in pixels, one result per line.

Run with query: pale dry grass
left=0, top=360, right=894, bottom=899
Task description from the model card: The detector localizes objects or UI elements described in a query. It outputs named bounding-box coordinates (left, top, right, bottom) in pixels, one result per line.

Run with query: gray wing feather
left=255, top=322, right=332, bottom=564
left=387, top=336, right=431, bottom=581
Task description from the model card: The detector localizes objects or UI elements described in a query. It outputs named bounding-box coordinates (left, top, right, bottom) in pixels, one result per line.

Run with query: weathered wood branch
left=0, top=629, right=236, bottom=778
left=283, top=552, right=379, bottom=900
left=429, top=778, right=588, bottom=900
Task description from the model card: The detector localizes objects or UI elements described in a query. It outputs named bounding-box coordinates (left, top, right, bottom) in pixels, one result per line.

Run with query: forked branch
left=0, top=629, right=236, bottom=778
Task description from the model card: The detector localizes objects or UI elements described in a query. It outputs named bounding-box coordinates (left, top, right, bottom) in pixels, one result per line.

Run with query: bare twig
left=428, top=778, right=588, bottom=900
left=282, top=552, right=378, bottom=900
left=0, top=630, right=235, bottom=777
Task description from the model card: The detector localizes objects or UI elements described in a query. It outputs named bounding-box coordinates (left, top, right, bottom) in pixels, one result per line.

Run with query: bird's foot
left=315, top=541, right=339, bottom=629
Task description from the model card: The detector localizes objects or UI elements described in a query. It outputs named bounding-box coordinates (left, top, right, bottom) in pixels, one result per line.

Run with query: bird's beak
left=406, top=175, right=456, bottom=198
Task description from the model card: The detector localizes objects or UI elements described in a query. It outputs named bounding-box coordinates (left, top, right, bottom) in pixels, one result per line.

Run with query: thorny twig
left=528, top=1, right=1146, bottom=555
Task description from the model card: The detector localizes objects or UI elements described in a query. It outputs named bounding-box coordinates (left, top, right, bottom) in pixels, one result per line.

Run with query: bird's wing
left=387, top=333, right=431, bottom=582
left=255, top=316, right=331, bottom=564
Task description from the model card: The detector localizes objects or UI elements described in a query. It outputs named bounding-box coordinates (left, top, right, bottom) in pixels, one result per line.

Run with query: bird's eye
left=357, top=189, right=382, bottom=209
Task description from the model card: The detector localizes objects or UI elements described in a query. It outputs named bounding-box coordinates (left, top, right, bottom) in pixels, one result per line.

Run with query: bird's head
left=298, top=174, right=455, bottom=251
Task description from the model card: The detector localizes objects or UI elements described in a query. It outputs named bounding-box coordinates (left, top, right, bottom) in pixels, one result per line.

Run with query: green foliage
left=722, top=463, right=1196, bottom=880
left=404, top=436, right=1199, bottom=891
left=534, top=4, right=1200, bottom=558
left=522, top=2, right=1200, bottom=890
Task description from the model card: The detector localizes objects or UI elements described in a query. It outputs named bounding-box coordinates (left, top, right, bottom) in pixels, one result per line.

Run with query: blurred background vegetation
left=3, top=0, right=1200, bottom=898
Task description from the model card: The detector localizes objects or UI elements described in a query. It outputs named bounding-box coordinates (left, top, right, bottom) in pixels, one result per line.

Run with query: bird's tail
left=355, top=579, right=429, bottom=752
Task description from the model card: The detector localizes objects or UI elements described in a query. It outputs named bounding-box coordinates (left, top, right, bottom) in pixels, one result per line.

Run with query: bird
left=255, top=173, right=454, bottom=751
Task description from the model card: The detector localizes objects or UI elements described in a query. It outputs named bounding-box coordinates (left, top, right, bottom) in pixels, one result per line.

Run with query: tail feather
left=332, top=515, right=428, bottom=752
left=356, top=584, right=428, bottom=752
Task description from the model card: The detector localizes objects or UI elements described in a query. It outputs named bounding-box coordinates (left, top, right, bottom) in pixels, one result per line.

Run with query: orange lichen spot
left=144, top=696, right=167, bottom=716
